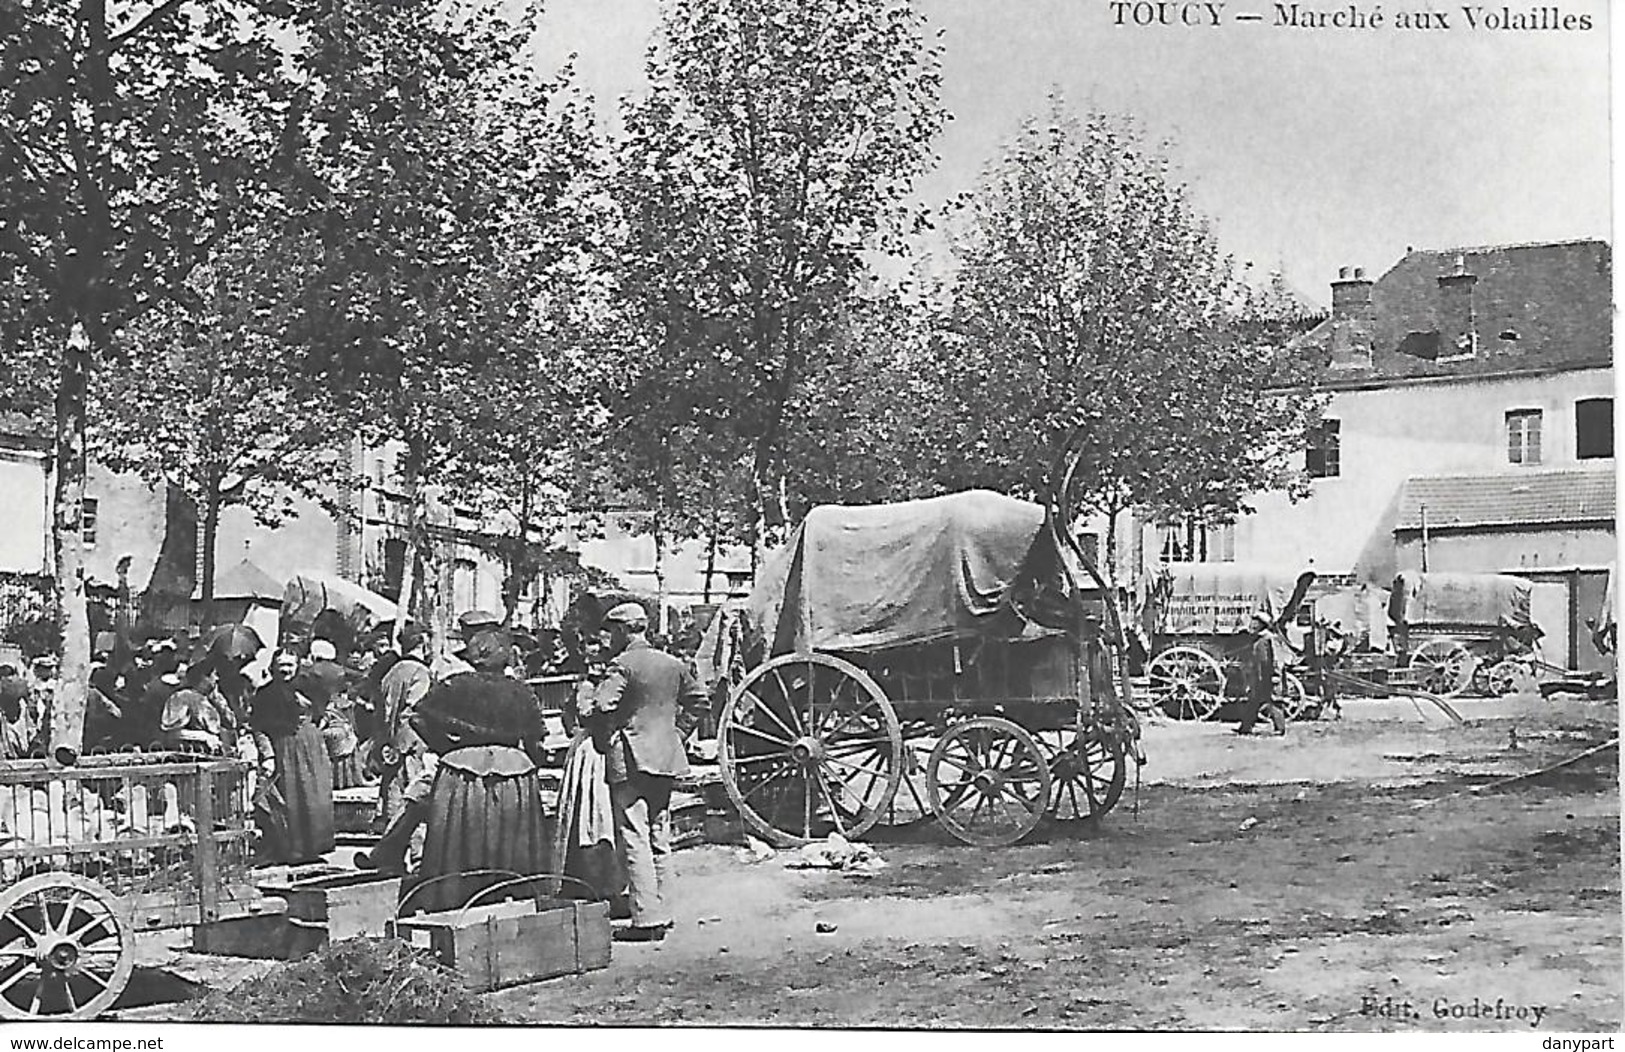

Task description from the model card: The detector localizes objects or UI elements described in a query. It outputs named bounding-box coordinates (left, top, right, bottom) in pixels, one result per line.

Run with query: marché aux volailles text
left=1272, top=3, right=1593, bottom=29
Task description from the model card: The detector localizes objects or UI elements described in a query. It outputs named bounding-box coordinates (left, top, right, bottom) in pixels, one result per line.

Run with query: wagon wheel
left=0, top=873, right=134, bottom=1021
left=1038, top=727, right=1127, bottom=822
left=1145, top=645, right=1227, bottom=720
left=925, top=717, right=1053, bottom=847
left=1279, top=670, right=1311, bottom=722
left=1485, top=658, right=1534, bottom=697
left=718, top=653, right=903, bottom=848
left=1409, top=639, right=1475, bottom=697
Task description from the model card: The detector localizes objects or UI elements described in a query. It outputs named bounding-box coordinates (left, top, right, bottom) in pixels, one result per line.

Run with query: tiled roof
left=1394, top=469, right=1616, bottom=530
left=1298, top=239, right=1612, bottom=383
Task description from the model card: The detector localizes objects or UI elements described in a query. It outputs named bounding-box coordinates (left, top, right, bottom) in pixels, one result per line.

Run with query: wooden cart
left=711, top=490, right=1141, bottom=849
left=0, top=751, right=256, bottom=1020
left=1138, top=562, right=1318, bottom=722
left=1385, top=571, right=1545, bottom=698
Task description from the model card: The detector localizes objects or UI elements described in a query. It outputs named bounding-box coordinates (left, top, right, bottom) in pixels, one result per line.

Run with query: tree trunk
left=702, top=502, right=720, bottom=604
left=50, top=320, right=92, bottom=766
left=751, top=465, right=770, bottom=575
left=652, top=509, right=667, bottom=638
left=1104, top=503, right=1120, bottom=588
left=199, top=483, right=221, bottom=631
left=502, top=478, right=534, bottom=627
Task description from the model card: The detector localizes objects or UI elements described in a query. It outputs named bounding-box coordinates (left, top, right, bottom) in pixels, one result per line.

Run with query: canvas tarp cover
left=282, top=574, right=399, bottom=635
left=1388, top=571, right=1533, bottom=629
left=1153, top=562, right=1316, bottom=636
left=746, top=490, right=1058, bottom=655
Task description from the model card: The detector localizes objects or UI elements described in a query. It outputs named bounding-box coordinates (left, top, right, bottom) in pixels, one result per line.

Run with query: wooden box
left=393, top=896, right=611, bottom=992
left=192, top=899, right=327, bottom=960
left=258, top=871, right=403, bottom=942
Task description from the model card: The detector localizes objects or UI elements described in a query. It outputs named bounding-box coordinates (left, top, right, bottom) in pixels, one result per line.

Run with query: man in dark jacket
left=1235, top=609, right=1286, bottom=736
left=582, top=602, right=706, bottom=941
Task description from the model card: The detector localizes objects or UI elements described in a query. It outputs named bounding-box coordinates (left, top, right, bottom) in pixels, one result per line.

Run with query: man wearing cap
left=582, top=602, right=707, bottom=941
left=1235, top=609, right=1286, bottom=736
left=357, top=624, right=434, bottom=873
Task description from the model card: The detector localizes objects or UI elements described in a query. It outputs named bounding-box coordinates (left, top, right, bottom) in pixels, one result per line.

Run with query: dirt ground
left=126, top=692, right=1620, bottom=1031
left=485, top=694, right=1622, bottom=1031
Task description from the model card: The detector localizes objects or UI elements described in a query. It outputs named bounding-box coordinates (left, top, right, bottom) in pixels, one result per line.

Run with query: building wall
left=1232, top=366, right=1614, bottom=576
left=0, top=446, right=49, bottom=574
left=0, top=446, right=172, bottom=591
left=1393, top=526, right=1615, bottom=577
left=215, top=500, right=341, bottom=588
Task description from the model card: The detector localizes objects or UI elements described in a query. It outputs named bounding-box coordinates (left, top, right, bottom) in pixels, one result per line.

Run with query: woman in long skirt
left=550, top=648, right=628, bottom=912
left=251, top=650, right=335, bottom=864
left=409, top=629, right=549, bottom=912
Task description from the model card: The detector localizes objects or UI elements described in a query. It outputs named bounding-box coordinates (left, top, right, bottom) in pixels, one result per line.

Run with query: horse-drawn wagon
left=712, top=489, right=1141, bottom=849
left=1138, top=562, right=1318, bottom=721
left=1385, top=571, right=1543, bottom=697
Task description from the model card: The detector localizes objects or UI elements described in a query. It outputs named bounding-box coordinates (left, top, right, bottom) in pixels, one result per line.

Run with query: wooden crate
left=393, top=896, right=611, bottom=992
left=192, top=899, right=326, bottom=960
left=258, top=871, right=403, bottom=942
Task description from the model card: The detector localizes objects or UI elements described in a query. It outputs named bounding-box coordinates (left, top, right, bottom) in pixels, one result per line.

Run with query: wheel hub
left=971, top=770, right=1002, bottom=795
left=45, top=941, right=78, bottom=971
left=790, top=736, right=825, bottom=765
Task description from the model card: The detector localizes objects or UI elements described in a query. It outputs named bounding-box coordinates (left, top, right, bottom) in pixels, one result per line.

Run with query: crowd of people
left=0, top=600, right=713, bottom=940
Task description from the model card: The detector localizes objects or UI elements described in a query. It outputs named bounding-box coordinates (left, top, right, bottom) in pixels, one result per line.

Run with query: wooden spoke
left=727, top=721, right=795, bottom=749
left=744, top=689, right=800, bottom=743
left=769, top=670, right=805, bottom=734
left=814, top=771, right=848, bottom=836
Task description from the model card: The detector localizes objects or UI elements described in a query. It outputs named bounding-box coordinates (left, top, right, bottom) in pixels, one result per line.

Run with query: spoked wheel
left=1485, top=658, right=1534, bottom=696
left=1409, top=639, right=1475, bottom=697
left=1146, top=645, right=1227, bottom=720
left=926, top=717, right=1053, bottom=847
left=0, top=873, right=134, bottom=1021
left=1037, top=727, right=1128, bottom=822
left=718, top=653, right=903, bottom=847
left=1279, top=670, right=1311, bottom=722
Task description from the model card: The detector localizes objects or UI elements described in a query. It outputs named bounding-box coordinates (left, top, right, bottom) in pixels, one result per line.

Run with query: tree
left=92, top=230, right=357, bottom=625
left=775, top=291, right=944, bottom=512
left=932, top=101, right=1324, bottom=581
left=1, top=0, right=297, bottom=759
left=276, top=0, right=597, bottom=638
left=607, top=0, right=947, bottom=565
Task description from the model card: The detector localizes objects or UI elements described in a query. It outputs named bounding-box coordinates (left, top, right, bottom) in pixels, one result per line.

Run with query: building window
left=1306, top=419, right=1340, bottom=478
left=1076, top=532, right=1100, bottom=566
left=452, top=558, right=478, bottom=612
left=382, top=538, right=407, bottom=596
left=81, top=497, right=99, bottom=546
left=1159, top=516, right=1234, bottom=563
left=1576, top=398, right=1613, bottom=460
left=1506, top=409, right=1543, bottom=465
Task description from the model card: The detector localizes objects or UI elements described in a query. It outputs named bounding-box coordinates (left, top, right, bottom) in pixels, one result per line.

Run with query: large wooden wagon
left=712, top=490, right=1141, bottom=849
left=0, top=751, right=257, bottom=1020
left=1139, top=562, right=1318, bottom=721
left=1386, top=571, right=1543, bottom=697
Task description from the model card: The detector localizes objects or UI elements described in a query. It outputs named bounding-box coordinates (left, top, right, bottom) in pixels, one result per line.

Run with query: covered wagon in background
left=1138, top=562, right=1317, bottom=721
left=714, top=490, right=1141, bottom=848
left=280, top=574, right=399, bottom=656
left=1386, top=571, right=1542, bottom=697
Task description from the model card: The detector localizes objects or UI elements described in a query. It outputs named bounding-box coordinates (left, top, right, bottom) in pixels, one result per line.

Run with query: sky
left=532, top=0, right=1612, bottom=307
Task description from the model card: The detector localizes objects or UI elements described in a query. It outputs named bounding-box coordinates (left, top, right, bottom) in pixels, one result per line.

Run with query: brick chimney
left=1328, top=265, right=1374, bottom=369
left=1436, top=253, right=1478, bottom=360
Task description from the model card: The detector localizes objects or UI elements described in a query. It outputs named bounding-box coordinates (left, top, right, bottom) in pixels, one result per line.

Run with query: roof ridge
left=1400, top=237, right=1608, bottom=261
